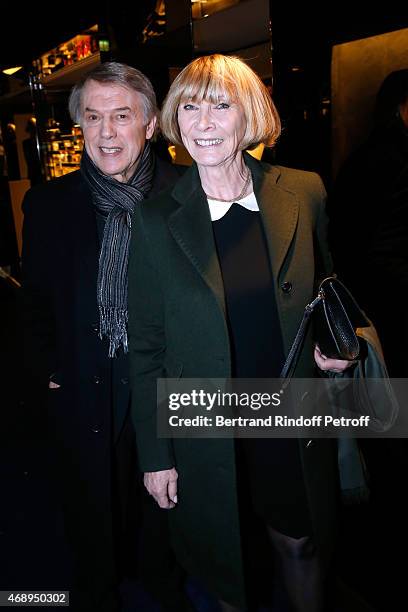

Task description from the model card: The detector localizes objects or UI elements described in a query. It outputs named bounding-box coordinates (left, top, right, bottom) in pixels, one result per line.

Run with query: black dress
left=212, top=202, right=311, bottom=537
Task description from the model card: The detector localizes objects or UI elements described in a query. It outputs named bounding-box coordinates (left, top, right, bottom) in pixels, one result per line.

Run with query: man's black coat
left=21, top=157, right=181, bottom=610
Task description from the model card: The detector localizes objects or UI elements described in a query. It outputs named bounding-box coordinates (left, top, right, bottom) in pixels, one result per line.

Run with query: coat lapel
left=245, top=153, right=299, bottom=280
left=166, top=155, right=300, bottom=317
left=168, top=164, right=226, bottom=315
left=67, top=173, right=99, bottom=282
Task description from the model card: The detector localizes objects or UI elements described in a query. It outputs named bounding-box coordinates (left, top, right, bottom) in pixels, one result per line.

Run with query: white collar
left=207, top=192, right=259, bottom=221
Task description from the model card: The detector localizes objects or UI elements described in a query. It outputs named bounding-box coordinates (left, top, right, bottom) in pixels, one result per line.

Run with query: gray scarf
left=80, top=142, right=154, bottom=357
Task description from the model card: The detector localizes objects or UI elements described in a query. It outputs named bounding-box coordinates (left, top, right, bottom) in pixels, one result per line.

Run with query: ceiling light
left=2, top=66, right=23, bottom=76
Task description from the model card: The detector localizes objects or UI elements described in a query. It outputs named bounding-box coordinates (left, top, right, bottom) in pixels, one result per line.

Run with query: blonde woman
left=128, top=55, right=356, bottom=611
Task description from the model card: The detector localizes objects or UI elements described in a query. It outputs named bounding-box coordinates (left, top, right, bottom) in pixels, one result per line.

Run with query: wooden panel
left=332, top=28, right=408, bottom=178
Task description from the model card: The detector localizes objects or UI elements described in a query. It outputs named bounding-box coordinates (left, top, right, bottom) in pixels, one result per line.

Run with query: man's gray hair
left=68, top=62, right=158, bottom=126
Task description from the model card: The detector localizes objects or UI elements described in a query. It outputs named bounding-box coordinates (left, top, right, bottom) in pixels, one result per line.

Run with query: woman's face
left=177, top=97, right=247, bottom=169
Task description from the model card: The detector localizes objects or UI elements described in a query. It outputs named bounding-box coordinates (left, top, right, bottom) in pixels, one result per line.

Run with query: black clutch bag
left=280, top=276, right=399, bottom=436
left=313, top=276, right=369, bottom=360
left=280, top=276, right=370, bottom=378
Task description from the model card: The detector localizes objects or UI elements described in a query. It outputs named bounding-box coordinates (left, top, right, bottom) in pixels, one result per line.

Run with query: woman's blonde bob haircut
left=161, top=54, right=281, bottom=150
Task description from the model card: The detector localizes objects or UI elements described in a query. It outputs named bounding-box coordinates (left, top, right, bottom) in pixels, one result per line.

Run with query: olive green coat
left=128, top=154, right=338, bottom=607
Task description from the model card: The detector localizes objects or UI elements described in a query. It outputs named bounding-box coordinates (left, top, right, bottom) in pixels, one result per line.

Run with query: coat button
left=281, top=281, right=293, bottom=293
left=91, top=426, right=101, bottom=433
left=93, top=376, right=101, bottom=384
left=91, top=322, right=99, bottom=333
left=120, top=377, right=129, bottom=385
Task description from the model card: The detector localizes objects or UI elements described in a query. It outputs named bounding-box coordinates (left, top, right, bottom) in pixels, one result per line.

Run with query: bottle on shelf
left=43, top=120, right=84, bottom=180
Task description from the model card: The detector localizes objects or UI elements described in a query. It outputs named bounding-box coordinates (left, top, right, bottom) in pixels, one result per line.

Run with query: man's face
left=81, top=80, right=156, bottom=183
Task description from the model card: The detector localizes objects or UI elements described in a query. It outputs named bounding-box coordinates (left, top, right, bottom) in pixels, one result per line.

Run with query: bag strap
left=280, top=292, right=323, bottom=380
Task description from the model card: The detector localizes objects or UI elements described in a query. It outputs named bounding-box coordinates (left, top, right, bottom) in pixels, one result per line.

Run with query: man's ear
left=146, top=115, right=157, bottom=140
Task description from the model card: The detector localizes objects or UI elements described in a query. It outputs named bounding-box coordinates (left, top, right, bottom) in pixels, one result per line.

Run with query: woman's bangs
left=179, top=70, right=237, bottom=105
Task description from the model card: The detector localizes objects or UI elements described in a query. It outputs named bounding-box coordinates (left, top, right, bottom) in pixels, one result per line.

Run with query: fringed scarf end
left=98, top=306, right=129, bottom=358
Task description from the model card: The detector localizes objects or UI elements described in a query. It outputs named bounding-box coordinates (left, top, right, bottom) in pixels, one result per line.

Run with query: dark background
left=0, top=3, right=407, bottom=70
left=0, top=3, right=99, bottom=69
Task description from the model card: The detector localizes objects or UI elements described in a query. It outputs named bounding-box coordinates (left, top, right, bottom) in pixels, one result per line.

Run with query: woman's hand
left=144, top=468, right=178, bottom=509
left=314, top=345, right=356, bottom=373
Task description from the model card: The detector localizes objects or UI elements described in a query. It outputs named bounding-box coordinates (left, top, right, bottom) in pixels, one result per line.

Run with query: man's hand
left=49, top=381, right=61, bottom=389
left=144, top=468, right=178, bottom=509
left=314, top=345, right=357, bottom=373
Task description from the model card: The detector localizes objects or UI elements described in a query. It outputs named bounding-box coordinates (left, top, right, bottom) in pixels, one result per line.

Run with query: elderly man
left=22, top=62, right=187, bottom=612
